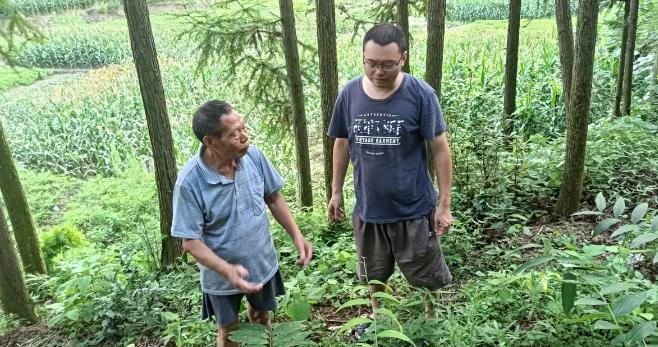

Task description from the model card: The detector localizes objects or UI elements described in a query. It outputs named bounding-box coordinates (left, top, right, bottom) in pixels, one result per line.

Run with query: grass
left=0, top=66, right=49, bottom=92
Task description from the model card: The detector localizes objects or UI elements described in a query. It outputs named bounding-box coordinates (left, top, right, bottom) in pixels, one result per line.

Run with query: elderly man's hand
left=227, top=264, right=262, bottom=293
left=294, top=237, right=313, bottom=266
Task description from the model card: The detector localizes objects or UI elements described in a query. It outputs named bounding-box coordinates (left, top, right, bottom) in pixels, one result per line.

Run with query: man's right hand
left=328, top=193, right=345, bottom=223
left=227, top=264, right=262, bottom=293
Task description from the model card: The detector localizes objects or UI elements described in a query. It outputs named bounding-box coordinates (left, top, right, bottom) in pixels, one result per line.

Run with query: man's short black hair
left=363, top=23, right=407, bottom=53
left=192, top=100, right=233, bottom=142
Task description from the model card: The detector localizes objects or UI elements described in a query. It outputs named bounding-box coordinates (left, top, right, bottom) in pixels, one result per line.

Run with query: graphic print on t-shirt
left=352, top=113, right=405, bottom=148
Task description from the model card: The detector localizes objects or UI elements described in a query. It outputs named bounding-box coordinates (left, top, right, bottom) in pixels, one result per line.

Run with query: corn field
left=446, top=0, right=578, bottom=22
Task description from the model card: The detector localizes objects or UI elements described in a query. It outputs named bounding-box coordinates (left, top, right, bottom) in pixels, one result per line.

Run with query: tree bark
left=0, top=205, right=37, bottom=322
left=503, top=0, right=521, bottom=135
left=556, top=0, right=599, bottom=216
left=315, top=0, right=338, bottom=204
left=425, top=0, right=446, bottom=182
left=0, top=119, right=46, bottom=275
left=397, top=0, right=410, bottom=73
left=621, top=0, right=639, bottom=116
left=279, top=0, right=313, bottom=208
left=613, top=0, right=630, bottom=117
left=426, top=0, right=446, bottom=101
left=123, top=0, right=182, bottom=267
left=555, top=0, right=574, bottom=111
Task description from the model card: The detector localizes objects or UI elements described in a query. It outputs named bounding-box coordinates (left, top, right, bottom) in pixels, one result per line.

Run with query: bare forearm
left=332, top=138, right=349, bottom=196
left=182, top=239, right=232, bottom=278
left=431, top=135, right=453, bottom=207
left=266, top=192, right=303, bottom=241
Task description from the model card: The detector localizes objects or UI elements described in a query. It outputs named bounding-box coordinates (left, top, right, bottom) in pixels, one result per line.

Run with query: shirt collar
left=195, top=145, right=234, bottom=185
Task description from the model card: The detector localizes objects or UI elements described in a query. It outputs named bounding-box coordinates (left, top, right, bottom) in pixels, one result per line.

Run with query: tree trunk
left=279, top=0, right=313, bottom=208
left=555, top=0, right=574, bottom=111
left=503, top=0, right=521, bottom=135
left=315, top=0, right=338, bottom=204
left=123, top=0, right=182, bottom=267
left=556, top=0, right=599, bottom=216
left=0, top=205, right=37, bottom=322
left=613, top=0, right=630, bottom=117
left=425, top=0, right=446, bottom=182
left=397, top=0, right=410, bottom=73
left=621, top=0, right=639, bottom=116
left=0, top=119, right=46, bottom=275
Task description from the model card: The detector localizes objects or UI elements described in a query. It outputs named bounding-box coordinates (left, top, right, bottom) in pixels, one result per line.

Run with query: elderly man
left=171, top=100, right=313, bottom=347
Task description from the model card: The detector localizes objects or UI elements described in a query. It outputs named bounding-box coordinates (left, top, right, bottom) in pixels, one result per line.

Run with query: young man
left=327, top=24, right=453, bottom=323
left=172, top=100, right=313, bottom=347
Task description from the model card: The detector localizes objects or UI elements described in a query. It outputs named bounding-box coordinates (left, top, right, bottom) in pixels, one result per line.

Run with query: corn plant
left=17, top=30, right=131, bottom=68
left=446, top=0, right=577, bottom=22
left=3, top=0, right=102, bottom=16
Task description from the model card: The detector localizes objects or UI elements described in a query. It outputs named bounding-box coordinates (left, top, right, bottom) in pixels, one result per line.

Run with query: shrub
left=40, top=224, right=86, bottom=272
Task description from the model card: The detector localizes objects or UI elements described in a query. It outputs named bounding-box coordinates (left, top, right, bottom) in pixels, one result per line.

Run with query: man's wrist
left=438, top=197, right=451, bottom=208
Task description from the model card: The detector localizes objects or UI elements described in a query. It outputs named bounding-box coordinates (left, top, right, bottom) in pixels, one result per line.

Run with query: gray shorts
left=201, top=270, right=285, bottom=327
left=352, top=210, right=452, bottom=291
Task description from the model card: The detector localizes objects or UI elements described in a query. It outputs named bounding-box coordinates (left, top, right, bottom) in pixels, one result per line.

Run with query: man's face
left=363, top=40, right=406, bottom=88
left=206, top=111, right=250, bottom=159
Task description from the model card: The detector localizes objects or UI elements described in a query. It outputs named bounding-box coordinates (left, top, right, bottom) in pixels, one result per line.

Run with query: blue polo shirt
left=171, top=145, right=283, bottom=295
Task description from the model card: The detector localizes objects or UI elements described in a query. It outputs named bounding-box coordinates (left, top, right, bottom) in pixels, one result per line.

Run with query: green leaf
left=336, top=298, right=371, bottom=312
left=565, top=313, right=609, bottom=323
left=652, top=217, right=658, bottom=232
left=336, top=317, right=372, bottom=335
left=229, top=323, right=267, bottom=345
left=372, top=292, right=400, bottom=304
left=593, top=320, right=619, bottom=330
left=161, top=312, right=178, bottom=321
left=65, top=308, right=79, bottom=321
left=561, top=273, right=577, bottom=315
left=610, top=224, right=639, bottom=238
left=574, top=297, right=607, bottom=306
left=374, top=307, right=402, bottom=331
left=612, top=292, right=649, bottom=316
left=631, top=203, right=649, bottom=224
left=367, top=279, right=388, bottom=288
left=582, top=245, right=606, bottom=257
left=77, top=276, right=91, bottom=292
left=600, top=282, right=635, bottom=295
left=653, top=251, right=658, bottom=264
left=593, top=218, right=622, bottom=236
left=595, top=192, right=606, bottom=212
left=626, top=321, right=657, bottom=344
left=613, top=197, right=626, bottom=217
left=287, top=298, right=311, bottom=321
left=512, top=256, right=553, bottom=275
left=630, top=233, right=658, bottom=248
left=376, top=329, right=416, bottom=346
left=271, top=322, right=315, bottom=346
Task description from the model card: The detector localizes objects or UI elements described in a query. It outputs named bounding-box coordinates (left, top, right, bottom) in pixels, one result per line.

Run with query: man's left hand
left=434, top=206, right=452, bottom=236
left=294, top=237, right=313, bottom=266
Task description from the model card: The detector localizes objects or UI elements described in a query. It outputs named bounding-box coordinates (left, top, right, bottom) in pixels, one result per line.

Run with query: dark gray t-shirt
left=328, top=73, right=446, bottom=223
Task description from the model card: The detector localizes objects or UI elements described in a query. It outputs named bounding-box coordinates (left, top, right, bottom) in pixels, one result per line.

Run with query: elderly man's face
left=206, top=111, right=250, bottom=159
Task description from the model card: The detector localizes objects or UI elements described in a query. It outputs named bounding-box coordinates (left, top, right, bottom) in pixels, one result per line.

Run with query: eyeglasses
left=363, top=57, right=403, bottom=71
